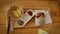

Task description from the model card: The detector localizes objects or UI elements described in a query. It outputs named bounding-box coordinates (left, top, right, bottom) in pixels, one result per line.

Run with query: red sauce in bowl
left=28, top=11, right=33, bottom=16
left=36, top=13, right=44, bottom=18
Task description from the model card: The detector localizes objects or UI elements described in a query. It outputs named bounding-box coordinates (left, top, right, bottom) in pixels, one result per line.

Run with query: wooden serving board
left=9, top=8, right=52, bottom=28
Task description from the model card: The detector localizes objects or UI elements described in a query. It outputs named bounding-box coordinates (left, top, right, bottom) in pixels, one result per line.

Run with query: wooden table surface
left=0, top=0, right=60, bottom=34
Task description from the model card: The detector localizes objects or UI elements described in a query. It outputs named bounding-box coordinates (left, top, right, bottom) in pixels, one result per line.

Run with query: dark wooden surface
left=0, top=0, right=60, bottom=34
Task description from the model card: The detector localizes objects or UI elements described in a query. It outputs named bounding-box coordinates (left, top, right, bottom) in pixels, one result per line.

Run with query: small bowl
left=9, top=5, right=24, bottom=18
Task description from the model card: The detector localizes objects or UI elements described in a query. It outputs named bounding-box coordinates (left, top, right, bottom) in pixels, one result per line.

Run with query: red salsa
left=36, top=13, right=44, bottom=18
left=28, top=11, right=33, bottom=16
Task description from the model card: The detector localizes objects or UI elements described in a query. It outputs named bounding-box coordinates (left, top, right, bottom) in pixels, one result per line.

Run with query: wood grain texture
left=0, top=0, right=60, bottom=34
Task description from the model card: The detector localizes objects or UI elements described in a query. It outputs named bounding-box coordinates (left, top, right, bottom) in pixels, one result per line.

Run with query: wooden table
left=0, top=0, right=60, bottom=34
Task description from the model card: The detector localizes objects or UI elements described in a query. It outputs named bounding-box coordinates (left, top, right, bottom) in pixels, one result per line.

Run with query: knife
left=7, top=16, right=10, bottom=34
